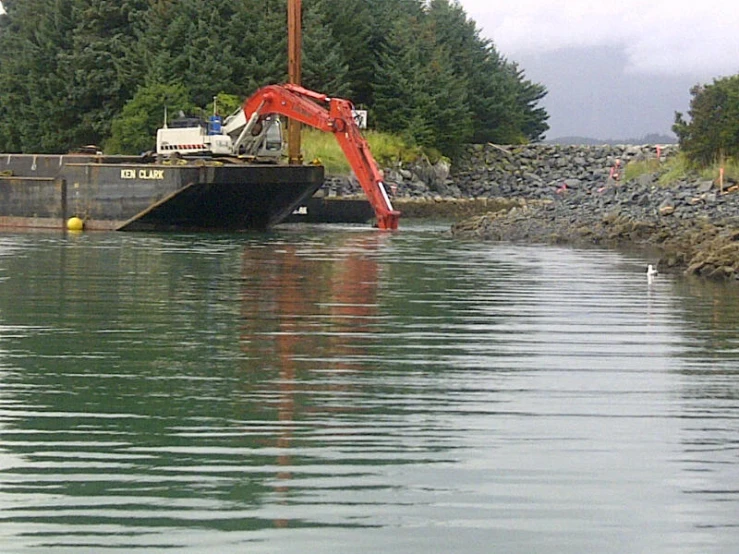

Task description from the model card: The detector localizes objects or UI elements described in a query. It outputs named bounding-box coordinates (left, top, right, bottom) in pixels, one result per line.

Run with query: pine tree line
left=0, top=0, right=549, bottom=155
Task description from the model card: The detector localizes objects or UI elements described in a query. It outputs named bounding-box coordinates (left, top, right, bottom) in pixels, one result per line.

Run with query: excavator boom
left=241, top=84, right=400, bottom=230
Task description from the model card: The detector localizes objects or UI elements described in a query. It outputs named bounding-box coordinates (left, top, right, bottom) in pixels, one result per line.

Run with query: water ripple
left=0, top=227, right=738, bottom=552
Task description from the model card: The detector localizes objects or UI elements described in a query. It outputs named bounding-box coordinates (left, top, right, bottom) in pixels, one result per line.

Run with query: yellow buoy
left=67, top=216, right=84, bottom=231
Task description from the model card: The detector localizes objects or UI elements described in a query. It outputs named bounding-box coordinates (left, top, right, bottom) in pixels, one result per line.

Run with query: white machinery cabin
left=156, top=110, right=283, bottom=161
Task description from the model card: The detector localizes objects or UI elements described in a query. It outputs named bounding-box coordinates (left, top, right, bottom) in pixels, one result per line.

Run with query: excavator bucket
left=377, top=211, right=400, bottom=230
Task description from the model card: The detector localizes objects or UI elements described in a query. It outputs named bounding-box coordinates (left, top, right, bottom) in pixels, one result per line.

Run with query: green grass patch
left=299, top=128, right=350, bottom=174
left=657, top=154, right=692, bottom=185
left=698, top=157, right=739, bottom=185
left=623, top=158, right=661, bottom=182
left=650, top=153, right=739, bottom=186
left=300, top=128, right=430, bottom=174
left=623, top=152, right=739, bottom=187
left=621, top=152, right=702, bottom=186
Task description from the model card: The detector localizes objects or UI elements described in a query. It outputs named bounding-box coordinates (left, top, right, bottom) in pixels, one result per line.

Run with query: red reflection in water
left=239, top=236, right=382, bottom=527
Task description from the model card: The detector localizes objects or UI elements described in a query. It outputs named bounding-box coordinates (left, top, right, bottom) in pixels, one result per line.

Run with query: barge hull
left=285, top=196, right=374, bottom=224
left=0, top=154, right=324, bottom=231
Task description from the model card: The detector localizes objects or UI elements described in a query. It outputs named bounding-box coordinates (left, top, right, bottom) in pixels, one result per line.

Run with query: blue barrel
left=208, top=115, right=223, bottom=135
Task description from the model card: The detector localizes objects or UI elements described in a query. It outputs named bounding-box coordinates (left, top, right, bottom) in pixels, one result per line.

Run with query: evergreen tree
left=509, top=63, right=548, bottom=142
left=67, top=0, right=149, bottom=144
left=424, top=0, right=548, bottom=144
left=313, top=0, right=374, bottom=105
left=419, top=44, right=473, bottom=154
left=216, top=0, right=294, bottom=99
left=0, top=0, right=77, bottom=152
left=372, top=15, right=427, bottom=139
left=0, top=0, right=146, bottom=152
left=674, top=75, right=739, bottom=166
left=0, top=1, right=25, bottom=151
left=373, top=13, right=472, bottom=153
left=318, top=0, right=424, bottom=107
left=138, top=0, right=237, bottom=106
left=302, top=0, right=351, bottom=97
left=234, top=0, right=289, bottom=91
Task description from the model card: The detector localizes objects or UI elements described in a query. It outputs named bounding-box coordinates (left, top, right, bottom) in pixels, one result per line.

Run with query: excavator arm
left=241, top=84, right=400, bottom=230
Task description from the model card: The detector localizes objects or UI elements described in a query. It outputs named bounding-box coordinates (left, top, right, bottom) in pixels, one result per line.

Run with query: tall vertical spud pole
left=287, top=0, right=303, bottom=165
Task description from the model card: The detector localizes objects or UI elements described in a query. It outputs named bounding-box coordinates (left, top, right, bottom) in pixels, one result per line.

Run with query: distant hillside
left=545, top=133, right=677, bottom=146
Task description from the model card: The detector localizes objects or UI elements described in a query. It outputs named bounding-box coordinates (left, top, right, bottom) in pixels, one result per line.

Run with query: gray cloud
left=515, top=46, right=706, bottom=140
left=461, top=0, right=739, bottom=77
left=459, top=0, right=737, bottom=140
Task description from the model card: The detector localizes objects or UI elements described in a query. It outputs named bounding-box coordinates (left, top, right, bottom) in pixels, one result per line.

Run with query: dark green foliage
left=138, top=0, right=245, bottom=106
left=372, top=16, right=428, bottom=137
left=420, top=45, right=473, bottom=154
left=0, top=0, right=549, bottom=156
left=0, top=0, right=148, bottom=152
left=0, top=0, right=78, bottom=152
left=673, top=75, right=739, bottom=166
left=313, top=0, right=375, bottom=106
left=106, top=82, right=193, bottom=155
left=372, top=14, right=472, bottom=154
left=302, top=0, right=351, bottom=97
left=69, top=1, right=150, bottom=143
left=424, top=0, right=548, bottom=144
left=514, top=66, right=549, bottom=143
left=228, top=0, right=289, bottom=92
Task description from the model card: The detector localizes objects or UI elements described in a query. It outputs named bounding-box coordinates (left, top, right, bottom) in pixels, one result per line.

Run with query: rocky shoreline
left=327, top=143, right=739, bottom=280
left=446, top=144, right=739, bottom=281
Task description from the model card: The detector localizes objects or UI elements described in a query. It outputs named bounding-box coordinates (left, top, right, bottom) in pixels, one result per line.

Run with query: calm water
left=0, top=223, right=738, bottom=553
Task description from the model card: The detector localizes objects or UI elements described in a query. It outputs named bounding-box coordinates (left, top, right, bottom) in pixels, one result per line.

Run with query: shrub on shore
left=624, top=153, right=739, bottom=188
left=673, top=74, right=739, bottom=167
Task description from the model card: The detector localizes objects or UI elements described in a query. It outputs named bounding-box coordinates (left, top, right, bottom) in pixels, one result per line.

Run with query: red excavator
left=157, top=84, right=401, bottom=230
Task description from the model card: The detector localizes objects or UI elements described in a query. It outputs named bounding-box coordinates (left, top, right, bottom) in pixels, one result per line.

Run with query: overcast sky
left=458, top=0, right=739, bottom=140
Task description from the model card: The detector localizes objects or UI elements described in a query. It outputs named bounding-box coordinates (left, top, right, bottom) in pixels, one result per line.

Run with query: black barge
left=0, top=153, right=324, bottom=231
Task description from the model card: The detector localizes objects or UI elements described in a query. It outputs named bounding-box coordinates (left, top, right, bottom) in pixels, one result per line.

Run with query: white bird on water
left=647, top=264, right=658, bottom=282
